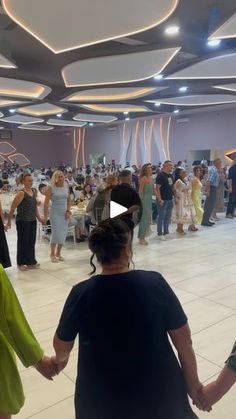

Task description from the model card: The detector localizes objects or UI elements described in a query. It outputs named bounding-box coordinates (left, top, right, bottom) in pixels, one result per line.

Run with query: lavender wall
left=7, top=129, right=74, bottom=167
left=84, top=107, right=236, bottom=166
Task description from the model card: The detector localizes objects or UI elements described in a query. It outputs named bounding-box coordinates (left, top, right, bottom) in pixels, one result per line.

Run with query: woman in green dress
left=0, top=265, right=55, bottom=418
left=138, top=164, right=154, bottom=245
left=191, top=166, right=204, bottom=226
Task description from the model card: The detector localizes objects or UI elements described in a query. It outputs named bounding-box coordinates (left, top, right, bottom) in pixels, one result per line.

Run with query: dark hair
left=118, top=170, right=132, bottom=180
left=88, top=219, right=131, bottom=274
left=193, top=165, right=202, bottom=176
left=174, top=167, right=185, bottom=183
left=38, top=183, right=47, bottom=192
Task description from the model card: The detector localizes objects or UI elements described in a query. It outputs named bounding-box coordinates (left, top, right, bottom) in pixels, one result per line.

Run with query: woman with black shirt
left=52, top=218, right=208, bottom=419
left=7, top=173, right=43, bottom=271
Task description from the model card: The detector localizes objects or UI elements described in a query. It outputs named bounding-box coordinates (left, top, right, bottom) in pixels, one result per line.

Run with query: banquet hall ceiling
left=0, top=0, right=236, bottom=129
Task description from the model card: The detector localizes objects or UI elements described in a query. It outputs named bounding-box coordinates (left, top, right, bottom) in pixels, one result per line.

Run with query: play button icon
left=110, top=201, right=128, bottom=218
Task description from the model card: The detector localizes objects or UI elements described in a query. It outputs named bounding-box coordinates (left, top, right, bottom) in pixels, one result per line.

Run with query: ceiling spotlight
left=165, top=26, right=180, bottom=36
left=123, top=111, right=129, bottom=115
left=155, top=102, right=161, bottom=107
left=89, top=123, right=94, bottom=126
left=9, top=109, right=16, bottom=113
left=56, top=113, right=62, bottom=117
left=125, top=117, right=130, bottom=121
left=207, top=39, right=221, bottom=47
left=174, top=109, right=180, bottom=114
left=179, top=86, right=188, bottom=93
left=154, top=74, right=164, bottom=81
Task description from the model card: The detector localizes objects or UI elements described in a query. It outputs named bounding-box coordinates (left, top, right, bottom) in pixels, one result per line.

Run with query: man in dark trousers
left=226, top=158, right=236, bottom=219
left=201, top=158, right=221, bottom=226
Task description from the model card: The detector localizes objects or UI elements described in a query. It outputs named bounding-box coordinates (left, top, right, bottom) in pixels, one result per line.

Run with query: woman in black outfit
left=0, top=199, right=11, bottom=268
left=52, top=219, right=208, bottom=419
left=6, top=173, right=43, bottom=271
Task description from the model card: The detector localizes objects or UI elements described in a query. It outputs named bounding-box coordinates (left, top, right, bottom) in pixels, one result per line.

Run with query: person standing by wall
left=7, top=173, right=43, bottom=271
left=0, top=200, right=11, bottom=269
left=44, top=171, right=71, bottom=263
left=226, top=158, right=236, bottom=219
left=191, top=166, right=204, bottom=226
left=138, top=164, right=154, bottom=245
left=201, top=158, right=221, bottom=227
left=155, top=161, right=174, bottom=241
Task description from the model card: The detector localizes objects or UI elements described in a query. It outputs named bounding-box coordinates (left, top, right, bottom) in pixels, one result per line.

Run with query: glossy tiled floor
left=5, top=215, right=236, bottom=418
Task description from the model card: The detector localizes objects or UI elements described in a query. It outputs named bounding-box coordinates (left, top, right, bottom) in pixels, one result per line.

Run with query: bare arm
left=201, top=365, right=236, bottom=406
left=139, top=176, right=147, bottom=197
left=228, top=179, right=232, bottom=193
left=67, top=193, right=71, bottom=211
left=7, top=191, right=24, bottom=227
left=169, top=324, right=202, bottom=401
left=44, top=187, right=52, bottom=221
left=155, top=184, right=163, bottom=204
left=52, top=333, right=75, bottom=373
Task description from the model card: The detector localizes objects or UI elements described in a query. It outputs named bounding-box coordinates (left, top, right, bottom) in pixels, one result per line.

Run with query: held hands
left=190, top=384, right=212, bottom=412
left=35, top=356, right=57, bottom=381
left=65, top=210, right=71, bottom=220
left=188, top=381, right=212, bottom=412
left=5, top=221, right=11, bottom=230
left=51, top=355, right=69, bottom=374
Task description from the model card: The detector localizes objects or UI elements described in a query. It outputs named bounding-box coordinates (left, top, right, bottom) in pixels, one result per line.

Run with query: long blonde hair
left=51, top=170, right=65, bottom=187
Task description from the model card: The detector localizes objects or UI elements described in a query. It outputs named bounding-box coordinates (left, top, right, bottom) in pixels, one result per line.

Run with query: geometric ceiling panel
left=1, top=115, right=44, bottom=124
left=73, top=114, right=118, bottom=123
left=226, top=150, right=236, bottom=161
left=3, top=0, right=179, bottom=53
left=18, top=124, right=54, bottom=130
left=62, top=48, right=180, bottom=87
left=0, top=155, right=5, bottom=165
left=8, top=153, right=30, bottom=166
left=0, top=100, right=27, bottom=108
left=63, top=87, right=167, bottom=102
left=214, top=84, right=236, bottom=93
left=0, top=77, right=51, bottom=98
left=80, top=104, right=151, bottom=113
left=47, top=119, right=87, bottom=127
left=0, top=52, right=17, bottom=68
left=166, top=53, right=236, bottom=79
left=17, top=102, right=67, bottom=116
left=146, top=94, right=236, bottom=106
left=0, top=141, right=16, bottom=155
left=209, top=12, right=236, bottom=41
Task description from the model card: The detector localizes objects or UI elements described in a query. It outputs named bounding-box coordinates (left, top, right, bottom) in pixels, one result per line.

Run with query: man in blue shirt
left=201, top=158, right=221, bottom=226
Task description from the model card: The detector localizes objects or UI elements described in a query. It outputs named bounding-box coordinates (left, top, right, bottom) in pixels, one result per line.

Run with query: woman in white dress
left=172, top=168, right=196, bottom=235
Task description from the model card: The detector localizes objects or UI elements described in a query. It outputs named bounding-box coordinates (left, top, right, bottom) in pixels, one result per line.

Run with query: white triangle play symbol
left=110, top=201, right=127, bottom=218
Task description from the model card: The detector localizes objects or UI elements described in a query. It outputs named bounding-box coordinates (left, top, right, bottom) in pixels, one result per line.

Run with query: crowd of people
left=0, top=157, right=236, bottom=418
left=0, top=157, right=236, bottom=270
left=0, top=218, right=236, bottom=419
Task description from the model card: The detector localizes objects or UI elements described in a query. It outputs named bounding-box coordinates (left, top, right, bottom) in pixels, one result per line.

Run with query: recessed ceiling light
left=174, top=109, right=180, bottom=114
left=125, top=117, right=130, bottom=121
left=165, top=26, right=180, bottom=36
left=9, top=109, right=16, bottom=113
left=155, top=102, right=161, bottom=107
left=179, top=86, right=188, bottom=93
left=89, top=122, right=94, bottom=126
left=56, top=113, right=62, bottom=117
left=123, top=111, right=129, bottom=115
left=207, top=39, right=221, bottom=47
left=153, top=74, right=164, bottom=81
